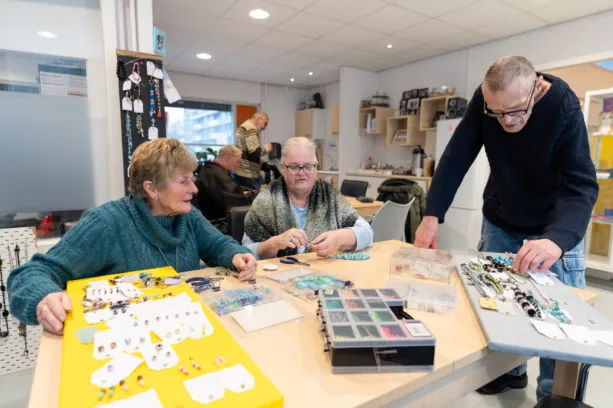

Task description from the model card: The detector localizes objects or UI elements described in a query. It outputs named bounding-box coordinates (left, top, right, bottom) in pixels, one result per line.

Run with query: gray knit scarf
left=244, top=177, right=359, bottom=257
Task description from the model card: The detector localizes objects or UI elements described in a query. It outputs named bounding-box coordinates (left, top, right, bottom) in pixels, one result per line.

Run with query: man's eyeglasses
left=282, top=163, right=317, bottom=174
left=484, top=80, right=536, bottom=118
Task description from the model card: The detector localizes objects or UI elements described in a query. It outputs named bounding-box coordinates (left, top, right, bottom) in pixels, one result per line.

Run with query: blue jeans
left=234, top=174, right=261, bottom=190
left=478, top=218, right=586, bottom=400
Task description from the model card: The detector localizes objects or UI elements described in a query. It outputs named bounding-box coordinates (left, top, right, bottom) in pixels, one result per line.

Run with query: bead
left=137, top=375, right=145, bottom=386
left=109, top=386, right=115, bottom=398
left=120, top=379, right=128, bottom=391
left=110, top=342, right=117, bottom=349
left=527, top=309, right=536, bottom=317
left=98, top=389, right=106, bottom=401
left=98, top=345, right=105, bottom=353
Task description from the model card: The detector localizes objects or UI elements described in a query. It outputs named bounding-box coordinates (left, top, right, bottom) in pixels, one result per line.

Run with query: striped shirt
left=234, top=119, right=266, bottom=178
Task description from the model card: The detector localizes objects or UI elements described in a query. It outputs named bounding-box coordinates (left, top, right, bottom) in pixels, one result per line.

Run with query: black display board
left=116, top=50, right=167, bottom=195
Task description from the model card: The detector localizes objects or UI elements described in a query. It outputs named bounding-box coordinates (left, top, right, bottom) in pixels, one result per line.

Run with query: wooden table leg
left=552, top=361, right=580, bottom=398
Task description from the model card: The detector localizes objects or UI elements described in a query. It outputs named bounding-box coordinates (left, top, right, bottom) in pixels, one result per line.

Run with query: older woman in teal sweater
left=8, top=139, right=256, bottom=335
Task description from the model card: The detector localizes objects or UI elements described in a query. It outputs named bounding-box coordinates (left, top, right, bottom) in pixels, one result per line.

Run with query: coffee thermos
left=412, top=145, right=425, bottom=176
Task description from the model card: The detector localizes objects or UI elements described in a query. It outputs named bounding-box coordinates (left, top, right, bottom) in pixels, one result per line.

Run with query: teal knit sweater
left=8, top=196, right=250, bottom=325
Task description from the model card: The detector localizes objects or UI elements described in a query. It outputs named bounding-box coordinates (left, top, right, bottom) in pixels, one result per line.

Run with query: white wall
left=168, top=71, right=308, bottom=150
left=261, top=82, right=306, bottom=146
left=468, top=10, right=613, bottom=92
left=338, top=67, right=379, bottom=180
left=368, top=10, right=613, bottom=171
left=0, top=0, right=118, bottom=211
left=375, top=50, right=470, bottom=168
left=309, top=81, right=340, bottom=169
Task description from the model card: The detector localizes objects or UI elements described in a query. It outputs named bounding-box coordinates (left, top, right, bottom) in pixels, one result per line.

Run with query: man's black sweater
left=192, top=161, right=248, bottom=221
left=425, top=73, right=598, bottom=252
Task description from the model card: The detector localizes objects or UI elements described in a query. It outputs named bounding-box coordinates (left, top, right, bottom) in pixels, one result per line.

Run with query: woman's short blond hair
left=129, top=138, right=198, bottom=198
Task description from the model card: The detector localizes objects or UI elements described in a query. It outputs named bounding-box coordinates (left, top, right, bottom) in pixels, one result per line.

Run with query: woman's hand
left=275, top=228, right=308, bottom=251
left=311, top=230, right=356, bottom=256
left=36, top=292, right=72, bottom=335
left=232, top=253, right=257, bottom=281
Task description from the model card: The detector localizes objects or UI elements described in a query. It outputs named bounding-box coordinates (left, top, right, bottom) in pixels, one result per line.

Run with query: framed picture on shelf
left=402, top=90, right=411, bottom=100
left=408, top=98, right=420, bottom=110
left=393, top=129, right=408, bottom=144
left=400, top=99, right=407, bottom=109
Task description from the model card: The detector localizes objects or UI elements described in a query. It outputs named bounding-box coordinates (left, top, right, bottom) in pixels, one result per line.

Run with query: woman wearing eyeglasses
left=242, top=137, right=373, bottom=259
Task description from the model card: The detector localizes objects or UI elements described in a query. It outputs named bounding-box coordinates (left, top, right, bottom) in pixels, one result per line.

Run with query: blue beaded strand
left=332, top=253, right=371, bottom=260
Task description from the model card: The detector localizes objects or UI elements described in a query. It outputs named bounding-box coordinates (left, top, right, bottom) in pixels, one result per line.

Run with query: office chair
left=340, top=179, right=369, bottom=198
left=226, top=206, right=251, bottom=243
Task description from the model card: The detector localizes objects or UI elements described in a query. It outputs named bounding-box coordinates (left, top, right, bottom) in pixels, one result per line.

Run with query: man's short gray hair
left=484, top=56, right=536, bottom=92
left=282, top=137, right=317, bottom=161
left=252, top=112, right=269, bottom=121
left=217, top=145, right=241, bottom=158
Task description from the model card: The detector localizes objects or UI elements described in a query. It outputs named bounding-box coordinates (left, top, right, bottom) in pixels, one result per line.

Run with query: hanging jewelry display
left=125, top=111, right=133, bottom=164
left=154, top=79, right=162, bottom=118
left=133, top=85, right=144, bottom=138
left=116, top=61, right=127, bottom=81
left=136, top=114, right=144, bottom=139
left=149, top=78, right=156, bottom=127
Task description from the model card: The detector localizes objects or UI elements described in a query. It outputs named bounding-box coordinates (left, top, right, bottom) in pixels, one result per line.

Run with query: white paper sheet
left=532, top=320, right=565, bottom=340
left=230, top=300, right=303, bottom=333
left=593, top=330, right=613, bottom=347
left=560, top=324, right=597, bottom=345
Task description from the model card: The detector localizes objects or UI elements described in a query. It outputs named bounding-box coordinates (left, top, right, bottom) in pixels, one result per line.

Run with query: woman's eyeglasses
left=282, top=163, right=317, bottom=174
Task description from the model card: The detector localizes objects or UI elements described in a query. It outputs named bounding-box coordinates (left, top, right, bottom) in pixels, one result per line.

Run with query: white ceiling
left=154, top=0, right=613, bottom=87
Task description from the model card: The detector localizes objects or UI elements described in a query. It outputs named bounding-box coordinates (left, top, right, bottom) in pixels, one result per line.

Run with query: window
left=166, top=100, right=234, bottom=162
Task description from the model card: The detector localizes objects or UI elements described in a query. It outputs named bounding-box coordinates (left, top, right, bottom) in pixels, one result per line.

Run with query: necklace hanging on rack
left=148, top=79, right=158, bottom=139
left=132, top=85, right=144, bottom=138
left=126, top=111, right=133, bottom=163
left=130, top=61, right=141, bottom=84
left=154, top=79, right=162, bottom=118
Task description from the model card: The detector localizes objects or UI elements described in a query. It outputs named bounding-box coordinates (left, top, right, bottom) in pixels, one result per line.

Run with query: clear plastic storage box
left=386, top=279, right=458, bottom=315
left=390, top=247, right=454, bottom=283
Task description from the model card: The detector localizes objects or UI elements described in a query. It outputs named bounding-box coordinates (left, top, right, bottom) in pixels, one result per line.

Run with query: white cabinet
left=295, top=109, right=325, bottom=139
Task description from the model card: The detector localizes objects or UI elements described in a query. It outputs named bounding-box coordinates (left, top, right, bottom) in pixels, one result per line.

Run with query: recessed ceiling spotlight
left=308, top=71, right=313, bottom=76
left=249, top=9, right=269, bottom=19
left=290, top=78, right=295, bottom=82
left=37, top=31, right=57, bottom=39
left=196, top=53, right=212, bottom=60
left=387, top=44, right=393, bottom=49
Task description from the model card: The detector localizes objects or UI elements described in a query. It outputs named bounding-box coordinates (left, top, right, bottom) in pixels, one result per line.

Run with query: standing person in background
left=413, top=56, right=598, bottom=400
left=234, top=112, right=273, bottom=189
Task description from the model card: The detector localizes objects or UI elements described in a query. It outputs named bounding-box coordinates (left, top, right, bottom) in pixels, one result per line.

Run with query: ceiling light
left=387, top=44, right=393, bottom=49
left=308, top=72, right=313, bottom=76
left=37, top=31, right=57, bottom=39
left=290, top=78, right=295, bottom=82
left=249, top=9, right=269, bottom=19
left=196, top=53, right=212, bottom=60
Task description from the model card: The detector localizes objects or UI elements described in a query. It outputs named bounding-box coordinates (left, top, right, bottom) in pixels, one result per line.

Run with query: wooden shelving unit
left=359, top=106, right=393, bottom=136
left=331, top=103, right=339, bottom=136
left=420, top=96, right=453, bottom=131
left=386, top=115, right=425, bottom=146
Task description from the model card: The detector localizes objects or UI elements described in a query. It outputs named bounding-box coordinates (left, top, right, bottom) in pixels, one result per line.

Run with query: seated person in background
left=243, top=137, right=373, bottom=259
left=192, top=145, right=255, bottom=224
left=8, top=138, right=256, bottom=336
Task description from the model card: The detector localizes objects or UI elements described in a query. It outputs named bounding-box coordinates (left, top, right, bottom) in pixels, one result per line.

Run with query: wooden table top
left=345, top=196, right=384, bottom=209
left=29, top=241, right=598, bottom=408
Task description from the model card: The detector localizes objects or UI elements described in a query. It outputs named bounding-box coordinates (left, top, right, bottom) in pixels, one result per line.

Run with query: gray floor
left=2, top=276, right=613, bottom=408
